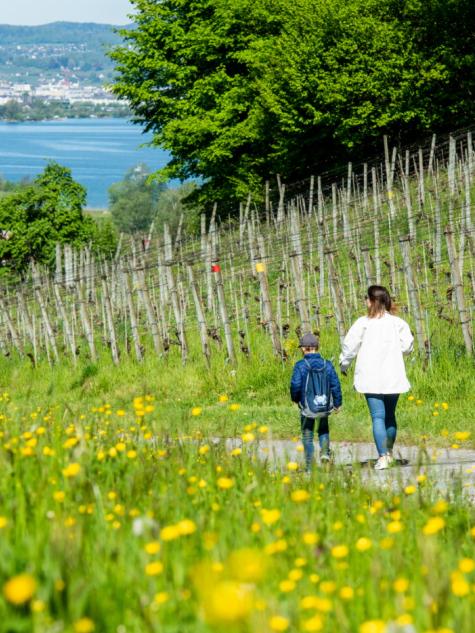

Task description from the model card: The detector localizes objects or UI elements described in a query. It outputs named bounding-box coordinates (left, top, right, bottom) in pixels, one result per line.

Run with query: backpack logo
left=301, top=359, right=333, bottom=419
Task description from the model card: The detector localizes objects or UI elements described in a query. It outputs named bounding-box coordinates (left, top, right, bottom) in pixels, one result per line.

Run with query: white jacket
left=339, top=312, right=414, bottom=394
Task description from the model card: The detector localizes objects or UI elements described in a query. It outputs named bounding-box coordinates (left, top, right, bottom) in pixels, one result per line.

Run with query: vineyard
left=0, top=132, right=474, bottom=633
left=1, top=133, right=474, bottom=367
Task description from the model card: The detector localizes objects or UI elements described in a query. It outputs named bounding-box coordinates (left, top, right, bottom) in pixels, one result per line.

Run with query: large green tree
left=0, top=163, right=96, bottom=273
left=111, top=0, right=475, bottom=202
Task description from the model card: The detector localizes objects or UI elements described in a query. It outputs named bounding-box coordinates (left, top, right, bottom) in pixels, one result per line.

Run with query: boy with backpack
left=290, top=333, right=342, bottom=469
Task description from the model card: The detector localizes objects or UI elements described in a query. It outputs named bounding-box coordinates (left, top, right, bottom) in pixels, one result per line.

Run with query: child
left=290, top=332, right=342, bottom=469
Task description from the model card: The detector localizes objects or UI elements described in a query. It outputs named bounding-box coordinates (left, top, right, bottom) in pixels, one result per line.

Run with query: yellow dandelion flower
left=217, top=477, right=234, bottom=490
left=218, top=394, right=229, bottom=403
left=422, top=517, right=445, bottom=536
left=451, top=571, right=470, bottom=597
left=291, top=489, right=310, bottom=503
left=202, top=581, right=253, bottom=624
left=53, top=490, right=65, bottom=502
left=177, top=519, right=197, bottom=536
left=302, top=615, right=324, bottom=632
left=3, top=573, right=36, bottom=605
left=261, top=509, right=281, bottom=526
left=199, top=445, right=210, bottom=455
left=74, top=618, right=95, bottom=633
left=144, top=541, right=161, bottom=555
left=359, top=620, right=386, bottom=633
left=454, top=431, right=470, bottom=441
left=160, top=525, right=180, bottom=541
left=242, top=432, right=255, bottom=442
left=331, top=545, right=348, bottom=559
left=145, top=561, right=164, bottom=576
left=228, top=548, right=268, bottom=582
left=287, top=461, right=299, bottom=471
left=229, top=403, right=241, bottom=412
left=393, top=578, right=409, bottom=593
left=279, top=580, right=295, bottom=593
left=289, top=569, right=303, bottom=582
left=269, top=615, right=290, bottom=632
left=62, top=462, right=81, bottom=478
left=154, top=591, right=169, bottom=605
left=258, top=425, right=269, bottom=434
left=356, top=537, right=372, bottom=552
left=404, top=485, right=416, bottom=495
left=340, top=586, right=354, bottom=600
left=386, top=521, right=403, bottom=534
left=127, top=450, right=137, bottom=459
left=458, top=558, right=475, bottom=573
left=230, top=447, right=242, bottom=456
left=0, top=516, right=8, bottom=529
left=303, top=532, right=319, bottom=545
left=31, top=599, right=46, bottom=612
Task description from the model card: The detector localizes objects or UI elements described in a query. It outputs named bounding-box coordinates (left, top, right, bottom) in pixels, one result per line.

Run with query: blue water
left=0, top=118, right=171, bottom=208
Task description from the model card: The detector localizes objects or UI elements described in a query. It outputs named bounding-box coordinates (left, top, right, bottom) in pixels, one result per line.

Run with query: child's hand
left=339, top=365, right=347, bottom=376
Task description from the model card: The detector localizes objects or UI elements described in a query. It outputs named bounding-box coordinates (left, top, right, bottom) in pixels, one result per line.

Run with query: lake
left=0, top=118, right=171, bottom=208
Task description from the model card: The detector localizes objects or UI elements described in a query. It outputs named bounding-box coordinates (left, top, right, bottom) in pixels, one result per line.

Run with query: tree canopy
left=111, top=0, right=475, bottom=202
left=0, top=163, right=112, bottom=274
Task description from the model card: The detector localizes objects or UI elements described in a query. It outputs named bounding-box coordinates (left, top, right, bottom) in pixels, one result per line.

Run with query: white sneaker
left=374, top=455, right=390, bottom=470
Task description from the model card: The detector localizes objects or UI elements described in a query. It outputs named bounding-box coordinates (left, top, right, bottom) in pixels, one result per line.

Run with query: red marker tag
left=211, top=264, right=221, bottom=273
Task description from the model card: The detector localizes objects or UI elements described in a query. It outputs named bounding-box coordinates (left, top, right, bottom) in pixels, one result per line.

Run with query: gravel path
left=222, top=438, right=475, bottom=500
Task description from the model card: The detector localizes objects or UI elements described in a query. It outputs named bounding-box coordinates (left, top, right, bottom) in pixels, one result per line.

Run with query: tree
left=111, top=0, right=475, bottom=203
left=0, top=163, right=96, bottom=273
left=109, top=164, right=165, bottom=234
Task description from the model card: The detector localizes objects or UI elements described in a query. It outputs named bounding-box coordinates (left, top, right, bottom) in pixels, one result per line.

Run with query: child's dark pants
left=300, top=415, right=330, bottom=469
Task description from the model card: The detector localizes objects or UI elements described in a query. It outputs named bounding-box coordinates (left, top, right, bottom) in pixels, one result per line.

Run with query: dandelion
left=145, top=561, right=164, bottom=576
left=127, top=450, right=137, bottom=459
left=302, top=615, right=324, bottom=632
left=454, top=431, right=470, bottom=441
left=154, top=591, right=169, bottom=604
left=340, top=586, right=354, bottom=600
left=458, top=558, right=475, bottom=573
left=289, top=569, right=303, bottom=582
left=393, top=578, right=409, bottom=593
left=331, top=545, right=349, bottom=559
left=218, top=394, right=229, bottom=403
left=431, top=500, right=448, bottom=514
left=258, top=425, right=269, bottom=434
left=359, top=620, right=386, bottom=633
left=0, top=516, right=8, bottom=528
left=320, top=581, right=336, bottom=593
left=191, top=407, right=202, bottom=417
left=3, top=573, right=37, bottom=605
left=229, top=404, right=241, bottom=412
left=279, top=580, right=296, bottom=593
left=261, top=509, right=281, bottom=526
left=422, top=517, right=445, bottom=535
left=177, top=519, right=197, bottom=535
left=441, top=402, right=449, bottom=410
left=160, top=525, right=180, bottom=541
left=53, top=490, right=65, bottom=502
left=242, top=432, right=255, bottom=443
left=291, top=489, right=310, bottom=503
left=303, top=532, right=319, bottom=545
left=287, top=461, right=299, bottom=471
left=386, top=521, right=403, bottom=534
left=404, top=485, right=416, bottom=495
left=356, top=537, right=372, bottom=552
left=31, top=599, right=46, bottom=612
left=202, top=581, right=253, bottom=624
left=451, top=571, right=469, bottom=597
left=217, top=477, right=234, bottom=490
left=269, top=615, right=290, bottom=631
left=199, top=445, right=210, bottom=455
left=144, top=541, right=161, bottom=555
left=74, top=618, right=95, bottom=633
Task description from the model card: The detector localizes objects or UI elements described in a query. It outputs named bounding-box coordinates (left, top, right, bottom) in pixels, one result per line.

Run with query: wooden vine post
left=256, top=235, right=282, bottom=357
left=398, top=236, right=427, bottom=355
left=445, top=227, right=473, bottom=355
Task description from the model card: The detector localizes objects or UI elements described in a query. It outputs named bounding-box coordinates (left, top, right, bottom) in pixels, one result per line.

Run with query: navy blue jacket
left=290, top=353, right=342, bottom=409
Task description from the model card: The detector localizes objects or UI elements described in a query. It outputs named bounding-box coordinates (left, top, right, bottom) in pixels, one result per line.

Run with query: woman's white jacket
left=339, top=312, right=414, bottom=394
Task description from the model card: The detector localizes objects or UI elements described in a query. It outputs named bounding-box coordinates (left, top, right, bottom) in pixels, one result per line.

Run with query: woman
left=339, top=285, right=414, bottom=470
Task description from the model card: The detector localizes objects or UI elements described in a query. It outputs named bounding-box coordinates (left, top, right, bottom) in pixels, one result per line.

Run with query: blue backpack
left=301, top=358, right=333, bottom=419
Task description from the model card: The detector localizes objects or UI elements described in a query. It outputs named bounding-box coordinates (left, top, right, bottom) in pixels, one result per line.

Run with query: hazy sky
left=0, top=0, right=133, bottom=25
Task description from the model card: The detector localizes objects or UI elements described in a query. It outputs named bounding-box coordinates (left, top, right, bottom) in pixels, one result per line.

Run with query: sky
left=0, top=0, right=132, bottom=25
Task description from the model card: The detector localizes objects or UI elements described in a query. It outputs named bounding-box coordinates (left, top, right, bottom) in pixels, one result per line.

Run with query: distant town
left=0, top=22, right=130, bottom=120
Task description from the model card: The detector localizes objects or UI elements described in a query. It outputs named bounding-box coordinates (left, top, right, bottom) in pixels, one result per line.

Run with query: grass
left=0, top=387, right=473, bottom=633
left=0, top=322, right=473, bottom=451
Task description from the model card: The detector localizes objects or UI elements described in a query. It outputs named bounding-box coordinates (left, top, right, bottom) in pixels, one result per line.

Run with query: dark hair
left=366, top=285, right=396, bottom=318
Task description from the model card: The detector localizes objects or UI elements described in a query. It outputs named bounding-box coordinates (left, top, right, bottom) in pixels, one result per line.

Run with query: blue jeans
left=301, top=416, right=330, bottom=469
left=364, top=394, right=399, bottom=456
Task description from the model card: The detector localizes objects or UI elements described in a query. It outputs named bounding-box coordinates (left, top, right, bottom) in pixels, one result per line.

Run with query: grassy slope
left=1, top=323, right=472, bottom=451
